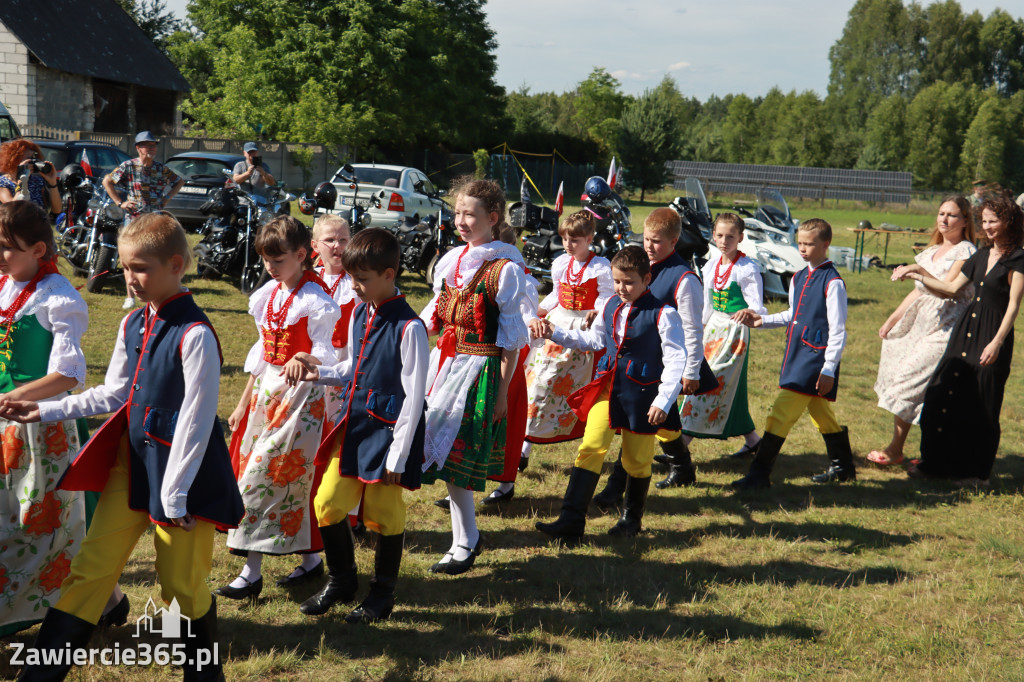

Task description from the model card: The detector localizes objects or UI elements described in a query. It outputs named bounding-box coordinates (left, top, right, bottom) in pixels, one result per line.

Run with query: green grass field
left=3, top=201, right=1023, bottom=681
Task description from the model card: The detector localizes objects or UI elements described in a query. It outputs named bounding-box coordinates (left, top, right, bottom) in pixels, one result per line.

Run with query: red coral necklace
left=713, top=252, right=744, bottom=290
left=565, top=253, right=593, bottom=286
left=0, top=268, right=46, bottom=345
left=452, top=245, right=471, bottom=287
left=265, top=275, right=307, bottom=330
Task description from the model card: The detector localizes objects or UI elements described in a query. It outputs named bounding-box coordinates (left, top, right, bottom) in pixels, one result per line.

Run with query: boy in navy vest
left=732, top=218, right=855, bottom=489
left=530, top=246, right=687, bottom=539
left=4, top=214, right=241, bottom=681
left=288, top=228, right=427, bottom=623
left=594, top=208, right=710, bottom=509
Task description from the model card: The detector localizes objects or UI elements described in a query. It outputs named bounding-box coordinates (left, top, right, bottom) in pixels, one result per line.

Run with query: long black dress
left=917, top=247, right=1024, bottom=479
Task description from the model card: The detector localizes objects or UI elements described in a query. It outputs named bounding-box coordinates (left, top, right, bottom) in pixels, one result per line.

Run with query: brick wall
left=0, top=19, right=32, bottom=124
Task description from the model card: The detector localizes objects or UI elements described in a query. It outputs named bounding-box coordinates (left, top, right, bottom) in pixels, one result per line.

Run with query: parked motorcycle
left=728, top=188, right=804, bottom=297
left=581, top=177, right=635, bottom=260
left=193, top=171, right=294, bottom=294
left=54, top=167, right=128, bottom=294
left=390, top=200, right=457, bottom=285
left=510, top=200, right=561, bottom=286
left=324, top=163, right=378, bottom=234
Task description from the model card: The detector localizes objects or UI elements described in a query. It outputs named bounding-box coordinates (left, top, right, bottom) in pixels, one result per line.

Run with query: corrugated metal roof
left=0, top=0, right=189, bottom=92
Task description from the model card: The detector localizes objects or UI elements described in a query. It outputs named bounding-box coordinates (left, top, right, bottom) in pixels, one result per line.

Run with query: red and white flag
left=79, top=150, right=93, bottom=177
left=607, top=156, right=618, bottom=189
left=554, top=181, right=565, bottom=215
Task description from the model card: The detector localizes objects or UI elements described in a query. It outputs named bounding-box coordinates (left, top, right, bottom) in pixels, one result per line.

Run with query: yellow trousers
left=765, top=389, right=841, bottom=438
left=56, top=441, right=214, bottom=623
left=575, top=398, right=656, bottom=478
left=314, top=454, right=406, bottom=536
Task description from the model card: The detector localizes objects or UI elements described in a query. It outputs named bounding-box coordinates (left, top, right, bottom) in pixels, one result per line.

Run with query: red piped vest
left=433, top=259, right=509, bottom=357
left=558, top=278, right=599, bottom=311
left=261, top=318, right=312, bottom=366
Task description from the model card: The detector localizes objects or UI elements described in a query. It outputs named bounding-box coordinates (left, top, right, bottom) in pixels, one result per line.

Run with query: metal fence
left=666, top=160, right=913, bottom=205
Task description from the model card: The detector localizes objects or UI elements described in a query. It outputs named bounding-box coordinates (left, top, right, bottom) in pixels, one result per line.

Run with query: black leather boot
left=181, top=596, right=225, bottom=682
left=346, top=532, right=403, bottom=624
left=300, top=522, right=358, bottom=616
left=654, top=436, right=697, bottom=489
left=592, top=450, right=626, bottom=512
left=608, top=475, right=651, bottom=537
left=16, top=608, right=95, bottom=681
left=731, top=432, right=785, bottom=490
left=812, top=426, right=857, bottom=483
left=536, top=467, right=600, bottom=541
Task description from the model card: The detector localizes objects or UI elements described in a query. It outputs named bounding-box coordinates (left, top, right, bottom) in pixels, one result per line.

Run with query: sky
left=165, top=0, right=1017, bottom=100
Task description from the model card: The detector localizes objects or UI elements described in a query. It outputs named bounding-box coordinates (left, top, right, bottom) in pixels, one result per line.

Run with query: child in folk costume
left=4, top=214, right=242, bottom=681
left=678, top=213, right=766, bottom=457
left=594, top=208, right=711, bottom=506
left=0, top=202, right=89, bottom=637
left=290, top=228, right=427, bottom=622
left=219, top=216, right=340, bottom=599
left=420, top=179, right=531, bottom=575
left=520, top=210, right=613, bottom=461
left=732, top=219, right=855, bottom=489
left=531, top=246, right=687, bottom=539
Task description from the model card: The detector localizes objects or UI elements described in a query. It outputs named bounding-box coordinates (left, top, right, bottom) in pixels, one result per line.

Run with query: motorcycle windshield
left=755, top=189, right=796, bottom=235
left=684, top=177, right=710, bottom=220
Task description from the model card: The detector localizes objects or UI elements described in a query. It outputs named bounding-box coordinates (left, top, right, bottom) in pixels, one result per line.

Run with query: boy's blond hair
left=118, top=213, right=193, bottom=270
left=312, top=213, right=350, bottom=239
left=643, top=207, right=681, bottom=240
left=798, top=218, right=832, bottom=243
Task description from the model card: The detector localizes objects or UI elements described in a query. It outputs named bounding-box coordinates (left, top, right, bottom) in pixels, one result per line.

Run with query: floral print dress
left=227, top=275, right=339, bottom=555
left=0, top=274, right=88, bottom=635
left=318, top=269, right=356, bottom=437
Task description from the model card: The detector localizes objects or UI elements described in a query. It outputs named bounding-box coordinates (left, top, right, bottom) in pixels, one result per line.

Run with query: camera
left=251, top=156, right=262, bottom=167
left=31, top=160, right=54, bottom=174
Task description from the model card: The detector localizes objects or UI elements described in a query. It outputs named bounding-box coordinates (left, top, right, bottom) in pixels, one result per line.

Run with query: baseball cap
left=243, top=142, right=259, bottom=153
left=134, top=131, right=158, bottom=144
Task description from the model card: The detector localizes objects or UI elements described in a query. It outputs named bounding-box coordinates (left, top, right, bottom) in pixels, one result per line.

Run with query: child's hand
left=816, top=373, right=835, bottom=396
left=383, top=470, right=402, bottom=485
left=892, top=264, right=922, bottom=282
left=528, top=318, right=552, bottom=340
left=980, top=339, right=1001, bottom=366
left=292, top=352, right=320, bottom=367
left=493, top=391, right=508, bottom=422
left=732, top=309, right=762, bottom=327
left=679, top=378, right=700, bottom=396
left=647, top=406, right=667, bottom=426
left=169, top=514, right=196, bottom=532
left=228, top=403, right=247, bottom=432
left=0, top=399, right=41, bottom=423
left=282, top=357, right=318, bottom=386
left=583, top=310, right=599, bottom=330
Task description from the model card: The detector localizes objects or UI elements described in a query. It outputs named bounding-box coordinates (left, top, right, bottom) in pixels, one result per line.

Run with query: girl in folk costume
left=420, top=179, right=531, bottom=575
left=521, top=211, right=613, bottom=459
left=678, top=213, right=766, bottom=457
left=312, top=213, right=355, bottom=434
left=219, top=216, right=340, bottom=600
left=0, top=202, right=88, bottom=636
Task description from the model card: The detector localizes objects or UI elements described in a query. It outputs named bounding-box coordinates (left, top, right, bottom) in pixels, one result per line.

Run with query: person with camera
left=232, top=141, right=276, bottom=198
left=103, top=131, right=185, bottom=308
left=0, top=139, right=61, bottom=213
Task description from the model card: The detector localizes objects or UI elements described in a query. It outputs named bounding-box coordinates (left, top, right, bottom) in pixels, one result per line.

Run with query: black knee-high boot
left=592, top=450, right=626, bottom=512
left=181, top=596, right=225, bottom=682
left=654, top=436, right=697, bottom=489
left=346, top=532, right=403, bottom=624
left=536, top=467, right=600, bottom=540
left=812, top=426, right=856, bottom=483
left=608, top=475, right=651, bottom=537
left=16, top=608, right=96, bottom=681
left=300, top=522, right=358, bottom=616
left=731, top=432, right=785, bottom=490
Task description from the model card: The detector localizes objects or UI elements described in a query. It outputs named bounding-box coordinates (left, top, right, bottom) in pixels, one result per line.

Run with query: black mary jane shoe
left=429, top=535, right=483, bottom=576
left=214, top=575, right=263, bottom=601
left=434, top=497, right=451, bottom=511
left=97, top=594, right=130, bottom=628
left=481, top=485, right=515, bottom=506
left=276, top=559, right=325, bottom=587
left=728, top=442, right=759, bottom=459
left=518, top=456, right=530, bottom=473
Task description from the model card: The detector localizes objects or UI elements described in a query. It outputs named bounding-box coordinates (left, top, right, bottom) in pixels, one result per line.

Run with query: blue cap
left=134, top=131, right=158, bottom=144
left=243, top=142, right=258, bottom=153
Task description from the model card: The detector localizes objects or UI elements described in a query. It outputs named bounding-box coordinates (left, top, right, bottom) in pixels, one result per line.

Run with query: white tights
left=443, top=482, right=479, bottom=563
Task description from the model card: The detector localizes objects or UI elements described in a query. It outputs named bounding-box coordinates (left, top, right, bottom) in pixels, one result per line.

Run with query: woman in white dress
left=869, top=196, right=976, bottom=466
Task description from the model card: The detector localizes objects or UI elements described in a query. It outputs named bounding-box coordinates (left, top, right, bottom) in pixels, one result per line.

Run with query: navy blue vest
left=649, top=252, right=698, bottom=307
left=779, top=262, right=843, bottom=400
left=593, top=292, right=682, bottom=434
left=319, top=295, right=426, bottom=489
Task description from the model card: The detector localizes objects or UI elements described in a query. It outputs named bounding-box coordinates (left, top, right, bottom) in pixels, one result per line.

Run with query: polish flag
left=80, top=150, right=93, bottom=177
left=607, top=156, right=618, bottom=189
left=554, top=181, right=564, bottom=215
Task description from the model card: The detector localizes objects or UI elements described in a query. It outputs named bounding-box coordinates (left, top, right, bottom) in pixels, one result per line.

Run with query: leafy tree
left=616, top=87, right=678, bottom=201
left=769, top=91, right=831, bottom=168
left=720, top=94, right=758, bottom=163
left=919, top=1, right=986, bottom=86
left=980, top=9, right=1024, bottom=95
left=116, top=0, right=185, bottom=52
left=856, top=94, right=909, bottom=171
left=958, top=90, right=1017, bottom=189
left=906, top=81, right=979, bottom=190
left=571, top=68, right=626, bottom=155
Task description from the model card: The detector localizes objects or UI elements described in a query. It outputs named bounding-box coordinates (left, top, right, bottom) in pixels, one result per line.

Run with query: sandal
left=867, top=450, right=904, bottom=467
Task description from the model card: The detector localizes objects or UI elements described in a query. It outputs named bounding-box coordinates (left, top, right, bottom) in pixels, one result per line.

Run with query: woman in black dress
left=893, top=194, right=1024, bottom=485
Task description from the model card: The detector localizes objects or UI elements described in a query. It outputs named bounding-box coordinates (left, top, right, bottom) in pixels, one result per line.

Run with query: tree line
left=124, top=0, right=1024, bottom=196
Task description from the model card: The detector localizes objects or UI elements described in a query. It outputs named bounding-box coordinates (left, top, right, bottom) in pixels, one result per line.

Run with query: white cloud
left=668, top=61, right=690, bottom=72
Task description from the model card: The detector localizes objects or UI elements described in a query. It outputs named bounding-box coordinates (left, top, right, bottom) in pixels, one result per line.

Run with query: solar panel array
left=666, top=161, right=912, bottom=203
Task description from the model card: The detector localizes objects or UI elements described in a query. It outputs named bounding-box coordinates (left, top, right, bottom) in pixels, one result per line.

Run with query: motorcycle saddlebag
left=509, top=202, right=560, bottom=230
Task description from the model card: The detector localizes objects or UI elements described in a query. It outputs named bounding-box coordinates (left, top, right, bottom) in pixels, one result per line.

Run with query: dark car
left=30, top=139, right=132, bottom=180
left=163, top=152, right=244, bottom=229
